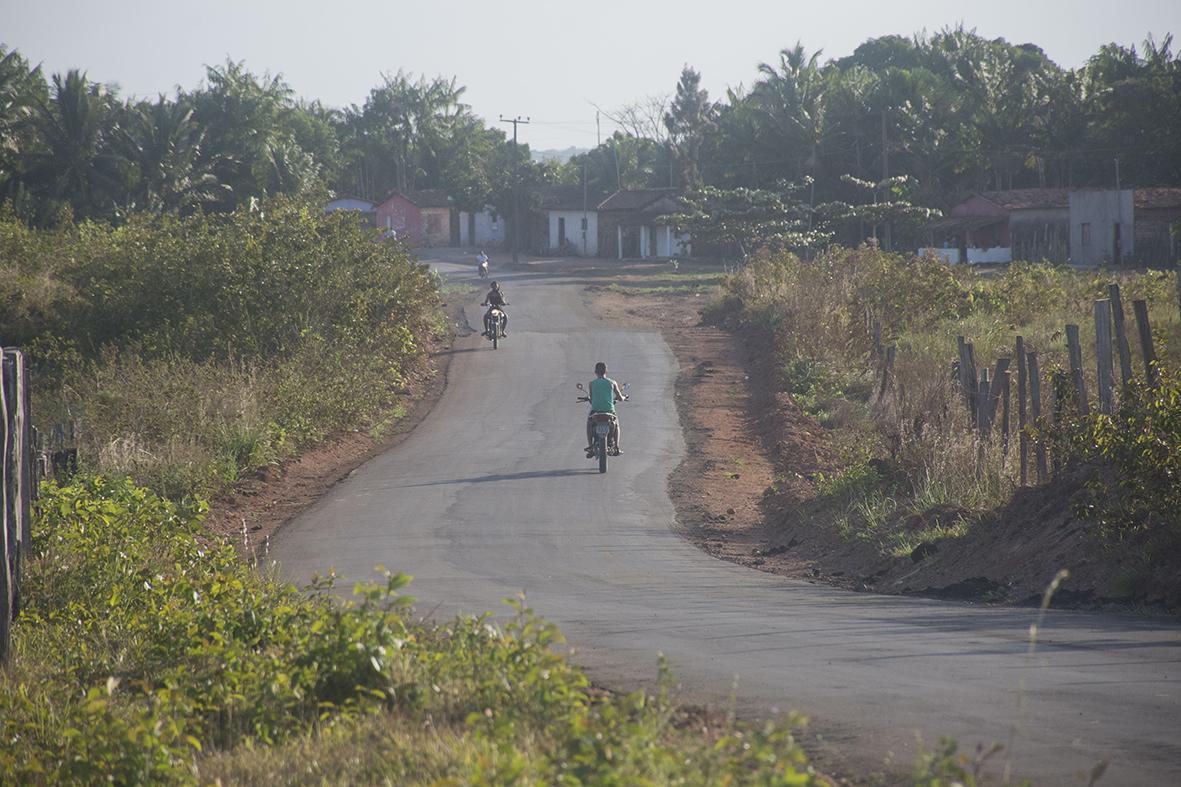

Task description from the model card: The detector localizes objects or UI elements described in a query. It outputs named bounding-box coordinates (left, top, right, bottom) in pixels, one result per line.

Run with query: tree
left=672, top=181, right=830, bottom=259
left=821, top=175, right=941, bottom=250
left=22, top=69, right=125, bottom=221
left=664, top=66, right=715, bottom=189
left=118, top=95, right=227, bottom=213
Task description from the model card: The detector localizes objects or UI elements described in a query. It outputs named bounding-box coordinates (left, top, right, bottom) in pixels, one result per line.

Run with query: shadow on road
left=396, top=468, right=601, bottom=487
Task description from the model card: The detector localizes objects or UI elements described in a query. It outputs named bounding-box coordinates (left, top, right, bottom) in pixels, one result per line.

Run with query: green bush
left=0, top=198, right=442, bottom=499
left=2, top=478, right=819, bottom=784
left=1070, top=371, right=1181, bottom=559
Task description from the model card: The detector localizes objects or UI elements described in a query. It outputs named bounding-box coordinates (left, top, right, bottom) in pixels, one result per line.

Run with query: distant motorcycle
left=576, top=382, right=628, bottom=473
left=482, top=303, right=507, bottom=349
left=478, top=259, right=489, bottom=278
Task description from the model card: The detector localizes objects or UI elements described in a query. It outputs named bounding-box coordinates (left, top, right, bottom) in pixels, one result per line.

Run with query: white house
left=597, top=189, right=690, bottom=260
left=459, top=207, right=505, bottom=248
left=536, top=185, right=601, bottom=256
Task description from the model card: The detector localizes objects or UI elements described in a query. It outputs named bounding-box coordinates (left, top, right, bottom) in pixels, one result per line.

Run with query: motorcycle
left=482, top=304, right=507, bottom=349
left=478, top=259, right=489, bottom=278
left=576, top=382, right=629, bottom=473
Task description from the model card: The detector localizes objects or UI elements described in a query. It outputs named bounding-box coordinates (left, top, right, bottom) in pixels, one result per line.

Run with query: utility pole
left=500, top=115, right=530, bottom=263
left=881, top=108, right=892, bottom=251
left=596, top=110, right=601, bottom=147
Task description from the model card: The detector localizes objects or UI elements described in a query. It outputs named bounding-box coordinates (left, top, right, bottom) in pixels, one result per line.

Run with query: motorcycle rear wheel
left=597, top=435, right=608, bottom=473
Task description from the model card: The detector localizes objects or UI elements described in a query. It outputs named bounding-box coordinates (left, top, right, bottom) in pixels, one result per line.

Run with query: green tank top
left=589, top=377, right=616, bottom=413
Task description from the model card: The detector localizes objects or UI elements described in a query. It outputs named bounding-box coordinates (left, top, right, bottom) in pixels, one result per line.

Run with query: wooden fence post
left=981, top=358, right=1010, bottom=440
left=1094, top=299, right=1115, bottom=414
left=876, top=345, right=896, bottom=402
left=1016, top=337, right=1028, bottom=485
left=1028, top=351, right=1048, bottom=483
left=0, top=351, right=12, bottom=663
left=1065, top=324, right=1089, bottom=415
left=1050, top=369, right=1068, bottom=475
left=1132, top=299, right=1159, bottom=388
left=978, top=367, right=991, bottom=437
left=1001, top=369, right=1011, bottom=457
left=1108, top=284, right=1134, bottom=391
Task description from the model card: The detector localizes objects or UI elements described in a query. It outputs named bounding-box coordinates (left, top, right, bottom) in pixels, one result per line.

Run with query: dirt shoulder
left=202, top=300, right=469, bottom=558
left=588, top=277, right=1181, bottom=616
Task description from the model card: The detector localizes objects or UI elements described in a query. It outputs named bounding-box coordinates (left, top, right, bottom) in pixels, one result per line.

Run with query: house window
left=1081, top=222, right=1092, bottom=248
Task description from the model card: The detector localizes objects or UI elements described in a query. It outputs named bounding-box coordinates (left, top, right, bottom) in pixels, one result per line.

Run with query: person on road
left=482, top=280, right=508, bottom=337
left=586, top=361, right=627, bottom=456
left=477, top=250, right=489, bottom=278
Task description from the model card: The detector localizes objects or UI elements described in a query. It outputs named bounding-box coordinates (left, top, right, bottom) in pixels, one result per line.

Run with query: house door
left=558, top=217, right=566, bottom=250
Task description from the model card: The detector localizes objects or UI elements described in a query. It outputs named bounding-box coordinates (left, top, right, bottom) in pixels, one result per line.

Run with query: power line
left=500, top=115, right=530, bottom=263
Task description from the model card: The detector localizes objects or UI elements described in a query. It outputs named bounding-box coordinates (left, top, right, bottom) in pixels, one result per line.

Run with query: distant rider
left=482, top=280, right=508, bottom=337
left=586, top=361, right=627, bottom=456
left=477, top=250, right=489, bottom=277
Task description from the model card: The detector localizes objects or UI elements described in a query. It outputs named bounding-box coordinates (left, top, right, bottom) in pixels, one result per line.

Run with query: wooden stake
left=1094, top=299, right=1115, bottom=415
left=877, top=345, right=896, bottom=402
left=1016, top=336, right=1028, bottom=485
left=1108, top=284, right=1133, bottom=392
left=1001, top=369, right=1011, bottom=457
left=1028, top=351, right=1048, bottom=483
left=1132, top=299, right=1159, bottom=388
left=1065, top=324, right=1089, bottom=415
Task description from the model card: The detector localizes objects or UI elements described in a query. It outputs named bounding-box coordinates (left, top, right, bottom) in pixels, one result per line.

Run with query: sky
left=3, top=0, right=1178, bottom=150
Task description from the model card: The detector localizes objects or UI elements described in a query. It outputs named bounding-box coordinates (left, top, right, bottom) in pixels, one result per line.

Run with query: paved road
left=273, top=256, right=1181, bottom=785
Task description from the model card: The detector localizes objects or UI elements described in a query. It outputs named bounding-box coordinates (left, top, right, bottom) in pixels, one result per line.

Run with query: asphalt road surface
left=273, top=255, right=1181, bottom=785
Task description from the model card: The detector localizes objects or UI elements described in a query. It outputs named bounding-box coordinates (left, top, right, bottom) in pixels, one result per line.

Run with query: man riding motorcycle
left=585, top=361, right=627, bottom=457
left=482, top=280, right=508, bottom=337
left=477, top=250, right=489, bottom=278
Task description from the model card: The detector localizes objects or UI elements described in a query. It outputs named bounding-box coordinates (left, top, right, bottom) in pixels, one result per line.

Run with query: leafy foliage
left=0, top=197, right=441, bottom=498
left=1070, top=372, right=1181, bottom=558
left=1, top=478, right=819, bottom=784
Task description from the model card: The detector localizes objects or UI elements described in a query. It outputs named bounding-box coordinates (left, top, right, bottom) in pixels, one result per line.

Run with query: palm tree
left=118, top=96, right=228, bottom=213
left=751, top=43, right=829, bottom=183
left=24, top=69, right=125, bottom=220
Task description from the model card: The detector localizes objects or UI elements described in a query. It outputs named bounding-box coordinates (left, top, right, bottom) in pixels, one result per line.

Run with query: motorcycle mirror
left=576, top=383, right=584, bottom=390
left=622, top=382, right=630, bottom=391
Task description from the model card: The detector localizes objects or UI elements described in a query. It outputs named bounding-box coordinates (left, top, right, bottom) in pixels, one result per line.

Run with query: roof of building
left=597, top=188, right=682, bottom=212
left=378, top=189, right=455, bottom=209
left=927, top=215, right=1006, bottom=233
left=1135, top=187, right=1181, bottom=209
left=975, top=189, right=1071, bottom=211
left=535, top=185, right=604, bottom=211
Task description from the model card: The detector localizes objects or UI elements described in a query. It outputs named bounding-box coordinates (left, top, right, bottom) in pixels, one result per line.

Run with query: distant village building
left=535, top=185, right=603, bottom=257
left=924, top=189, right=1069, bottom=264
left=374, top=189, right=457, bottom=246
left=458, top=206, right=505, bottom=248
left=324, top=197, right=377, bottom=226
left=596, top=189, right=690, bottom=260
left=924, top=187, right=1181, bottom=267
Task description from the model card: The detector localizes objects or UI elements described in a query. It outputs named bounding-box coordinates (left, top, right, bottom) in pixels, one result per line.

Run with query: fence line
left=2, top=347, right=47, bottom=664
left=863, top=281, right=1163, bottom=492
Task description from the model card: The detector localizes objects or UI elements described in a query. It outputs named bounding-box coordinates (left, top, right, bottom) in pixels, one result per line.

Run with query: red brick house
left=374, top=189, right=457, bottom=246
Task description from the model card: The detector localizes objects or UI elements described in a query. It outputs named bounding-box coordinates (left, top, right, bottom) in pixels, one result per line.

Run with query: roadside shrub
left=720, top=245, right=1180, bottom=557
left=0, top=198, right=442, bottom=499
left=2, top=477, right=818, bottom=784
left=1070, top=371, right=1181, bottom=560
